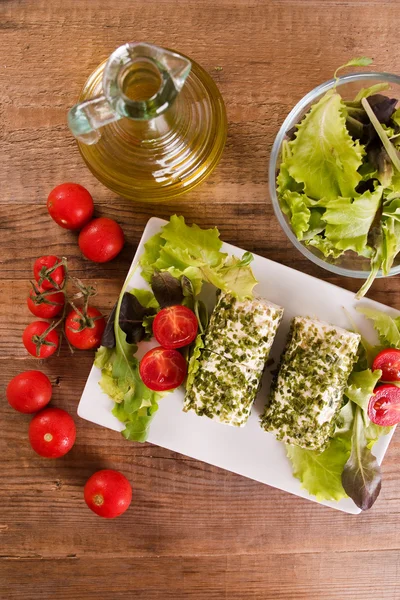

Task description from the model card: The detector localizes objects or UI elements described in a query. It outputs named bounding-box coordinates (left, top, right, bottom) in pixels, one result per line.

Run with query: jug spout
left=68, top=42, right=191, bottom=145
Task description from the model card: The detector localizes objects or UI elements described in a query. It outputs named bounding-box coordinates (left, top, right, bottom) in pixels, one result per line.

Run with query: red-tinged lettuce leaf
left=101, top=292, right=156, bottom=348
left=151, top=271, right=184, bottom=308
left=341, top=407, right=382, bottom=510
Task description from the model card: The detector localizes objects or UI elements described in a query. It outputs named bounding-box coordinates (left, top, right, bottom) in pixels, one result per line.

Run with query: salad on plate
left=94, top=215, right=400, bottom=510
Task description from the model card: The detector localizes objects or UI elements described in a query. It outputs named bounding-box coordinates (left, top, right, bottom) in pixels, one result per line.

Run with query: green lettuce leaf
left=306, top=235, right=344, bottom=259
left=382, top=217, right=400, bottom=275
left=323, top=187, right=383, bottom=253
left=186, top=333, right=205, bottom=392
left=354, top=82, right=391, bottom=102
left=286, top=90, right=364, bottom=200
left=140, top=215, right=258, bottom=299
left=345, top=369, right=382, bottom=415
left=286, top=434, right=352, bottom=502
left=357, top=305, right=400, bottom=348
left=280, top=191, right=311, bottom=240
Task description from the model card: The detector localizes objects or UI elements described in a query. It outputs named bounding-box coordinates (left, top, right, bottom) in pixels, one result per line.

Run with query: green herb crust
left=184, top=293, right=283, bottom=426
left=261, top=317, right=360, bottom=450
left=204, top=293, right=284, bottom=371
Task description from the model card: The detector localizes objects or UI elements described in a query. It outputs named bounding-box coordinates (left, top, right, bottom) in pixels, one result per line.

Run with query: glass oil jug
left=68, top=43, right=227, bottom=202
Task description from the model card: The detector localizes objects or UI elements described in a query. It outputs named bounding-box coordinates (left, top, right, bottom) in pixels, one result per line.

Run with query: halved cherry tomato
left=27, top=285, right=65, bottom=319
left=368, top=384, right=400, bottom=426
left=153, top=305, right=198, bottom=349
left=372, top=348, right=400, bottom=382
left=7, top=370, right=52, bottom=414
left=23, top=321, right=59, bottom=358
left=29, top=407, right=76, bottom=458
left=33, top=255, right=65, bottom=290
left=84, top=470, right=132, bottom=518
left=65, top=307, right=106, bottom=350
left=139, top=346, right=187, bottom=391
left=78, top=217, right=124, bottom=263
left=47, top=183, right=94, bottom=230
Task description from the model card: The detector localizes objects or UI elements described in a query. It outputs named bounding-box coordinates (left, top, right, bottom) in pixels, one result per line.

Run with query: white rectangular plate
left=78, top=217, right=398, bottom=514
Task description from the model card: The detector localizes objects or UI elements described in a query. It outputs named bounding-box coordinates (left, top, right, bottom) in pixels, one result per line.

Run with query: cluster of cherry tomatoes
left=6, top=370, right=131, bottom=517
left=370, top=349, right=400, bottom=426
left=47, top=183, right=124, bottom=263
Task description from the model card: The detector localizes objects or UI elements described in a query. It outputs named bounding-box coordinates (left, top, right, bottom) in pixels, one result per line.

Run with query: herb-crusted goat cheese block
left=260, top=316, right=360, bottom=450
left=204, top=293, right=284, bottom=371
left=183, top=293, right=284, bottom=426
left=184, top=350, right=261, bottom=426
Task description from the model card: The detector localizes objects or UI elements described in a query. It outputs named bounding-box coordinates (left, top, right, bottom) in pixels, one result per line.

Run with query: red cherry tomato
left=372, top=348, right=400, bottom=382
left=153, top=305, right=198, bottom=349
left=33, top=255, right=65, bottom=291
left=47, top=183, right=94, bottom=230
left=78, top=217, right=124, bottom=263
left=139, top=346, right=187, bottom=391
left=368, top=384, right=400, bottom=426
left=84, top=469, right=132, bottom=518
left=6, top=371, right=52, bottom=414
left=27, top=285, right=65, bottom=319
left=65, top=307, right=106, bottom=350
left=29, top=408, right=76, bottom=458
left=23, top=321, right=59, bottom=358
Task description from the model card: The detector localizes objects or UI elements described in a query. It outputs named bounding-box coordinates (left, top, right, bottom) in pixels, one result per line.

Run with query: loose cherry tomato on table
left=23, top=321, right=59, bottom=358
left=372, top=348, right=400, bottom=382
left=139, top=346, right=187, bottom=391
left=33, top=255, right=65, bottom=290
left=84, top=469, right=132, bottom=518
left=153, top=305, right=198, bottom=349
left=27, top=285, right=65, bottom=319
left=6, top=371, right=52, bottom=414
left=29, top=407, right=76, bottom=458
left=47, top=183, right=94, bottom=230
left=65, top=307, right=106, bottom=350
left=78, top=217, right=124, bottom=263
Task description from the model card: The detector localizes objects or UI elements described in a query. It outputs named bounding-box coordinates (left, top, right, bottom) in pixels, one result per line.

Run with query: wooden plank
left=1, top=552, right=400, bottom=600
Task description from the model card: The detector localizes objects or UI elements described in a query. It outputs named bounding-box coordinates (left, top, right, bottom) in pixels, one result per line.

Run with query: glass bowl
left=269, top=72, right=400, bottom=279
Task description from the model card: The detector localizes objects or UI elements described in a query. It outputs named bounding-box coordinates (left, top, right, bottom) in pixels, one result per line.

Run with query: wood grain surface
left=1, top=1, right=400, bottom=598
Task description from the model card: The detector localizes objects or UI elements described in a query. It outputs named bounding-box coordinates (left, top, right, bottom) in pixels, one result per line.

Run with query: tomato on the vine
left=33, top=255, right=65, bottom=290
left=6, top=371, right=52, bottom=413
left=65, top=307, right=106, bottom=350
left=84, top=470, right=132, bottom=518
left=23, top=321, right=59, bottom=358
left=139, top=346, right=187, bottom=391
left=47, top=183, right=94, bottom=230
left=27, top=285, right=65, bottom=319
left=78, top=217, right=124, bottom=263
left=29, top=407, right=76, bottom=458
left=153, top=305, right=198, bottom=349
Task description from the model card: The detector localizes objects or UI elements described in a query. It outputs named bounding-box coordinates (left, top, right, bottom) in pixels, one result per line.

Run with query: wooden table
left=1, top=1, right=400, bottom=598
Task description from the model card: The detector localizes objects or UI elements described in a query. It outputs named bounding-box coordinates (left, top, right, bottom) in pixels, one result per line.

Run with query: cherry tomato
left=65, top=307, right=106, bottom=350
left=6, top=371, right=52, bottom=414
left=78, top=217, right=124, bottom=263
left=47, top=183, right=94, bottom=230
left=153, top=305, right=198, bottom=349
left=23, top=321, right=59, bottom=358
left=368, top=384, right=400, bottom=426
left=372, top=348, right=400, bottom=382
left=139, top=346, right=187, bottom=391
left=29, top=407, right=76, bottom=458
left=33, top=255, right=65, bottom=291
left=27, top=285, right=65, bottom=319
left=84, top=469, right=132, bottom=518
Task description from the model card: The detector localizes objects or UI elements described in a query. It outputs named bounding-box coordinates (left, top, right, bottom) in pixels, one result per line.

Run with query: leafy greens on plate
left=286, top=306, right=399, bottom=510
left=278, top=57, right=400, bottom=298
left=94, top=216, right=257, bottom=442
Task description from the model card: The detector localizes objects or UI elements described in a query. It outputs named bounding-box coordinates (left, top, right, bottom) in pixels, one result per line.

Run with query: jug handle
left=68, top=43, right=191, bottom=145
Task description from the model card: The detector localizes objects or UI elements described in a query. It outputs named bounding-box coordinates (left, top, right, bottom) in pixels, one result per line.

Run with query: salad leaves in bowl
left=270, top=58, right=400, bottom=298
